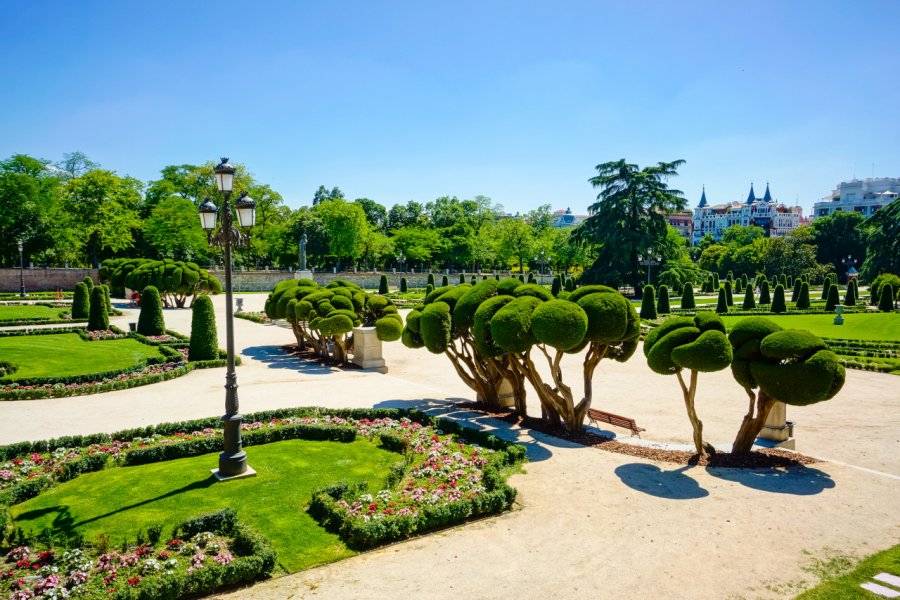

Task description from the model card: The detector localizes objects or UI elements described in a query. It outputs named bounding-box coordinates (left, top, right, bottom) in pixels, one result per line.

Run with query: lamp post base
left=211, top=465, right=257, bottom=482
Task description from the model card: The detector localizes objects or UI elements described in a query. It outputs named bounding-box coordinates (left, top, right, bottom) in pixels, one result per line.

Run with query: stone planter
left=351, top=326, right=387, bottom=373
left=758, top=401, right=795, bottom=449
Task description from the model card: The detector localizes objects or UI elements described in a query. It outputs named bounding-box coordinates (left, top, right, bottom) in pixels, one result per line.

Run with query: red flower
left=128, top=577, right=142, bottom=587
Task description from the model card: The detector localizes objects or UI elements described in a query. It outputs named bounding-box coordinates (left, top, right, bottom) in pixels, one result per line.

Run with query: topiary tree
left=821, top=277, right=831, bottom=300
left=791, top=278, right=802, bottom=303
left=681, top=282, right=695, bottom=310
left=644, top=312, right=732, bottom=455
left=703, top=274, right=713, bottom=294
left=72, top=282, right=90, bottom=320
left=425, top=283, right=434, bottom=296
left=551, top=277, right=562, bottom=297
left=459, top=273, right=466, bottom=284
left=771, top=284, right=786, bottom=314
left=796, top=281, right=811, bottom=309
left=844, top=280, right=857, bottom=307
left=565, top=277, right=575, bottom=292
left=742, top=284, right=756, bottom=310
left=735, top=278, right=743, bottom=294
left=878, top=284, right=895, bottom=312
left=400, top=277, right=408, bottom=293
left=825, top=283, right=839, bottom=312
left=728, top=317, right=845, bottom=452
left=379, top=274, right=389, bottom=294
left=87, top=287, right=109, bottom=331
left=427, top=273, right=435, bottom=287
left=869, top=274, right=900, bottom=307
left=111, top=258, right=222, bottom=308
left=759, top=280, right=771, bottom=305
left=83, top=276, right=94, bottom=293
left=189, top=295, right=218, bottom=361
left=715, top=286, right=728, bottom=314
left=712, top=273, right=720, bottom=290
left=137, top=286, right=166, bottom=336
left=724, top=280, right=734, bottom=306
left=97, top=284, right=112, bottom=314
left=640, top=285, right=657, bottom=320
left=657, top=285, right=670, bottom=314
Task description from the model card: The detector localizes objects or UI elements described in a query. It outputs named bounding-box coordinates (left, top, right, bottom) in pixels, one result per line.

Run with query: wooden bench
left=586, top=408, right=645, bottom=437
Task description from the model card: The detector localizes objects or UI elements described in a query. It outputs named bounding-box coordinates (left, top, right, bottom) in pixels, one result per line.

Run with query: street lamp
left=199, top=157, right=257, bottom=480
left=396, top=252, right=406, bottom=272
left=17, top=239, right=25, bottom=298
left=533, top=250, right=548, bottom=281
left=646, top=248, right=662, bottom=285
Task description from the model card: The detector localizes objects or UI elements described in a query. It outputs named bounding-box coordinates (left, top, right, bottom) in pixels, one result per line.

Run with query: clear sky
left=2, top=1, right=898, bottom=215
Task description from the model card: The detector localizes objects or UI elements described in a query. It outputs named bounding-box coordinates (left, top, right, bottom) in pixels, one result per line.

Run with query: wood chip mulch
left=280, top=345, right=362, bottom=369
left=454, top=402, right=818, bottom=469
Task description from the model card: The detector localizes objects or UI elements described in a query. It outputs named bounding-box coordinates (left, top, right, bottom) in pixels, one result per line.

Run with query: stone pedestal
left=477, top=378, right=515, bottom=408
left=351, top=326, right=387, bottom=373
left=294, top=270, right=314, bottom=281
left=757, top=401, right=795, bottom=449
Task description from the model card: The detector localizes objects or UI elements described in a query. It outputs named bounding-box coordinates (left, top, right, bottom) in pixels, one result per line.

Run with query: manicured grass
left=795, top=543, right=900, bottom=599
left=12, top=439, right=398, bottom=573
left=721, top=312, right=900, bottom=341
left=0, top=333, right=164, bottom=379
left=0, top=304, right=66, bottom=321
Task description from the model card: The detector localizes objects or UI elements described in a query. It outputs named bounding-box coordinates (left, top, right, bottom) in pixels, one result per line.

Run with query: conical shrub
left=137, top=286, right=166, bottom=336
left=459, top=273, right=466, bottom=284
left=735, top=278, right=743, bottom=294
left=551, top=278, right=561, bottom=296
left=87, top=286, right=109, bottom=331
left=742, top=284, right=756, bottom=310
left=725, top=280, right=734, bottom=306
left=98, top=284, right=112, bottom=313
left=844, top=281, right=856, bottom=306
left=878, top=284, right=895, bottom=312
left=759, top=280, right=771, bottom=305
left=716, top=287, right=728, bottom=314
left=657, top=285, right=670, bottom=314
left=825, top=284, right=839, bottom=311
left=427, top=273, right=435, bottom=287
left=796, top=282, right=811, bottom=309
left=83, top=276, right=94, bottom=293
left=425, top=283, right=434, bottom=297
left=399, top=277, right=408, bottom=293
left=712, top=273, right=720, bottom=289
left=441, top=275, right=449, bottom=287
left=771, top=284, right=786, bottom=314
left=189, top=294, right=218, bottom=361
left=72, top=282, right=90, bottom=319
left=565, top=278, right=575, bottom=292
left=681, top=283, right=695, bottom=309
left=640, top=285, right=657, bottom=320
left=822, top=278, right=831, bottom=300
left=379, top=274, right=388, bottom=295
left=791, top=279, right=802, bottom=303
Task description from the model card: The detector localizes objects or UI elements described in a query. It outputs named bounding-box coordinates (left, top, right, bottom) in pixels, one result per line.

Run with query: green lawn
left=0, top=304, right=66, bottom=322
left=721, top=312, right=900, bottom=341
left=795, top=543, right=900, bottom=599
left=0, top=333, right=164, bottom=379
left=12, top=439, right=398, bottom=573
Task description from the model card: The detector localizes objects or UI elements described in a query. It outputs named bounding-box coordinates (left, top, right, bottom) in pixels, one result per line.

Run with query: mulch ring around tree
left=282, top=345, right=363, bottom=369
left=455, top=402, right=818, bottom=468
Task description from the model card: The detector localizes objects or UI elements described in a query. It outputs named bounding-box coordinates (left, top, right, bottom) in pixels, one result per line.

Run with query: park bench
left=586, top=408, right=645, bottom=437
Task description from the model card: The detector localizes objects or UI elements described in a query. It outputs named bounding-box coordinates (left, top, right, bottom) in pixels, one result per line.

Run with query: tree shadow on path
left=241, top=345, right=334, bottom=375
left=705, top=465, right=835, bottom=495
left=614, top=463, right=710, bottom=499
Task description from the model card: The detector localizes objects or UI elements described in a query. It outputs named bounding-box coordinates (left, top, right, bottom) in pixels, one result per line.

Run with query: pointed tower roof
left=746, top=182, right=756, bottom=205
left=763, top=182, right=772, bottom=202
left=698, top=186, right=708, bottom=208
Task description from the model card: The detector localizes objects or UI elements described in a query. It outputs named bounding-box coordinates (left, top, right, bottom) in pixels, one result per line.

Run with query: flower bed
left=0, top=509, right=275, bottom=599
left=0, top=408, right=524, bottom=598
left=234, top=312, right=270, bottom=324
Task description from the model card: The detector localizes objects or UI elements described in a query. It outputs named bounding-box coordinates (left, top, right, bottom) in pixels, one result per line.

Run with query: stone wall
left=0, top=268, right=98, bottom=292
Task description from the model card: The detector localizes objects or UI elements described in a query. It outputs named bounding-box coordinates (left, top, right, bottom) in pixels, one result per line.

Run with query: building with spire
left=690, top=183, right=803, bottom=246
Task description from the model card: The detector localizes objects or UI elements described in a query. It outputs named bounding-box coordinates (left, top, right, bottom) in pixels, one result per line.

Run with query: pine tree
left=844, top=281, right=856, bottom=306
left=821, top=277, right=831, bottom=300
left=791, top=278, right=802, bottom=303
left=442, top=275, right=449, bottom=287
left=399, top=277, right=408, bottom=293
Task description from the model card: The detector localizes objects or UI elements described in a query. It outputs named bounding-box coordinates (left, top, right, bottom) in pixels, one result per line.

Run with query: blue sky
left=1, top=1, right=898, bottom=214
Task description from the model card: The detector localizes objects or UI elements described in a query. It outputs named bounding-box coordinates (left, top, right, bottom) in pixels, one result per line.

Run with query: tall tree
left=859, top=198, right=900, bottom=280
left=55, top=151, right=99, bottom=179
left=496, top=217, right=535, bottom=273
left=312, top=185, right=344, bottom=206
left=810, top=211, right=867, bottom=276
left=354, top=198, right=388, bottom=230
left=314, top=198, right=368, bottom=269
left=577, top=159, right=686, bottom=293
left=143, top=196, right=207, bottom=260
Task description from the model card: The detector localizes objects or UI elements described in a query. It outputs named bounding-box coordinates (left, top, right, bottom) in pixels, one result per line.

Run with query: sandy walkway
left=2, top=294, right=898, bottom=599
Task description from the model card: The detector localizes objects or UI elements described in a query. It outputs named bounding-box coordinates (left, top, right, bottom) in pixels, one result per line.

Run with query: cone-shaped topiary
left=712, top=273, right=720, bottom=290
left=425, top=283, right=433, bottom=297
left=643, top=311, right=731, bottom=455
left=657, top=285, right=671, bottom=314
left=735, top=278, right=743, bottom=294
left=742, top=284, right=756, bottom=310
left=83, top=276, right=94, bottom=292
left=759, top=280, right=771, bottom=305
left=98, top=285, right=112, bottom=313
left=796, top=281, right=811, bottom=309
left=137, top=286, right=166, bottom=336
left=771, top=284, right=786, bottom=314
left=72, top=282, right=90, bottom=319
left=821, top=277, right=831, bottom=300
left=844, top=281, right=856, bottom=306
left=565, top=277, right=575, bottom=292
left=427, top=273, right=435, bottom=287
left=441, top=275, right=448, bottom=287
left=791, top=278, right=802, bottom=303
left=728, top=316, right=845, bottom=452
left=825, top=283, right=839, bottom=311
left=188, top=294, right=218, bottom=361
left=527, top=272, right=536, bottom=284
left=379, top=274, right=388, bottom=294
left=724, top=280, right=734, bottom=306
left=551, top=277, right=561, bottom=297
left=518, top=274, right=524, bottom=282
left=715, top=287, right=728, bottom=314
left=87, top=286, right=109, bottom=331
left=640, top=285, right=657, bottom=320
left=878, top=284, right=895, bottom=312
left=400, top=277, right=408, bottom=293
left=681, top=282, right=695, bottom=309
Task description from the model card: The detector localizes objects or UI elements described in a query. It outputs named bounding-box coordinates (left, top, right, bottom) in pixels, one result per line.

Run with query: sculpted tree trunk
left=731, top=388, right=775, bottom=453
left=676, top=370, right=717, bottom=456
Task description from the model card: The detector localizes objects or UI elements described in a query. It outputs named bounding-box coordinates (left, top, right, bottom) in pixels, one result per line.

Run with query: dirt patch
left=455, top=402, right=819, bottom=468
left=280, top=345, right=363, bottom=370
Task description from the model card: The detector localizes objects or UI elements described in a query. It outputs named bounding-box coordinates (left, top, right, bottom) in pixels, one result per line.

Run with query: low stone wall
left=208, top=269, right=555, bottom=292
left=0, top=268, right=98, bottom=292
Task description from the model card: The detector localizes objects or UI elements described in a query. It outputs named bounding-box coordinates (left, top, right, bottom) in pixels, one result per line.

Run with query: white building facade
left=691, top=183, right=803, bottom=246
left=812, top=177, right=900, bottom=219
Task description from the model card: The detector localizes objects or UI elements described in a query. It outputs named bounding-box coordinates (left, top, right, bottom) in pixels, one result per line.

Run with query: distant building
left=812, top=177, right=900, bottom=219
left=551, top=207, right=588, bottom=228
left=663, top=210, right=694, bottom=241
left=691, top=183, right=803, bottom=246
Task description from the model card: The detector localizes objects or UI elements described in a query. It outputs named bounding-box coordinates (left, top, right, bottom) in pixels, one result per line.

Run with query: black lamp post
left=198, top=157, right=257, bottom=480
left=646, top=248, right=661, bottom=285
left=17, top=239, right=25, bottom=298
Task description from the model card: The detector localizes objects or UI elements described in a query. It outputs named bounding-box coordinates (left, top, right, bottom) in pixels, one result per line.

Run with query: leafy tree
left=721, top=225, right=765, bottom=247
left=354, top=198, right=388, bottom=230
left=392, top=226, right=442, bottom=269
left=860, top=198, right=900, bottom=280
left=387, top=201, right=428, bottom=229
left=577, top=159, right=686, bottom=290
left=699, top=244, right=729, bottom=273
left=644, top=313, right=732, bottom=455
left=312, top=185, right=345, bottom=206
left=55, top=151, right=99, bottom=179
left=0, top=154, right=63, bottom=267
left=314, top=199, right=368, bottom=269
left=496, top=218, right=534, bottom=273
left=810, top=211, right=866, bottom=276
left=143, top=197, right=207, bottom=260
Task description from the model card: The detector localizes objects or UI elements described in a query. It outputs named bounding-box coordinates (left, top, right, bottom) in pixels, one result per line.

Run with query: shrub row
left=129, top=329, right=191, bottom=347
left=234, top=311, right=270, bottom=324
